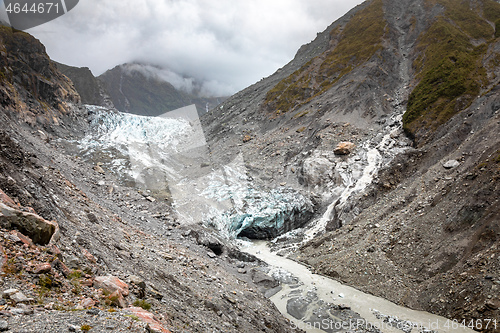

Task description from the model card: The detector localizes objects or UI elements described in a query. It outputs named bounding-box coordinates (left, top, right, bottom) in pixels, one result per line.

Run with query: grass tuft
left=81, top=324, right=92, bottom=332
left=133, top=299, right=151, bottom=310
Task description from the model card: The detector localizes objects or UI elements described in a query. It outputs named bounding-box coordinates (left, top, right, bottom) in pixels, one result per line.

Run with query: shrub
left=81, top=324, right=92, bottom=332
left=133, top=299, right=151, bottom=310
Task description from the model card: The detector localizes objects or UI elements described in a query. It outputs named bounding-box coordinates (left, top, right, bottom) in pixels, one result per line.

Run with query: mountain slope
left=263, top=0, right=386, bottom=116
left=403, top=0, right=500, bottom=144
left=201, top=0, right=500, bottom=327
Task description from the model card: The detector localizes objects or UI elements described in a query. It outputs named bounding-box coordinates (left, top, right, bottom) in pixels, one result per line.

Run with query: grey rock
left=10, top=292, right=33, bottom=304
left=264, top=286, right=282, bottom=298
left=300, top=155, right=337, bottom=186
left=250, top=269, right=279, bottom=289
left=271, top=269, right=299, bottom=285
left=5, top=233, right=21, bottom=243
left=306, top=290, right=318, bottom=301
left=0, top=320, right=8, bottom=331
left=11, top=308, right=28, bottom=315
left=2, top=288, right=19, bottom=298
left=443, top=160, right=460, bottom=169
left=65, top=255, right=80, bottom=269
left=128, top=275, right=146, bottom=290
left=287, top=297, right=312, bottom=320
left=87, top=308, right=101, bottom=315
left=190, top=229, right=225, bottom=256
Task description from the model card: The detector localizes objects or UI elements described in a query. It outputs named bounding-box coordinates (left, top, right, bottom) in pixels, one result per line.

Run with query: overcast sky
left=24, top=0, right=363, bottom=96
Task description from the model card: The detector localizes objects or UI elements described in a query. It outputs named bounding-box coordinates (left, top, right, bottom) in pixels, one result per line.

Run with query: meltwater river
left=244, top=241, right=474, bottom=333
left=75, top=105, right=475, bottom=333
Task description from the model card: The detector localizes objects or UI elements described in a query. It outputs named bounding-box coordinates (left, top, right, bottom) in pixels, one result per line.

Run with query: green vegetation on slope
left=403, top=0, right=500, bottom=140
left=263, top=0, right=386, bottom=115
left=483, top=0, right=500, bottom=37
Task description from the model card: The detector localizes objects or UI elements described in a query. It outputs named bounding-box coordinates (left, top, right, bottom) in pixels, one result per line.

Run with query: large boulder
left=287, top=297, right=312, bottom=320
left=186, top=228, right=225, bottom=256
left=443, top=159, right=460, bottom=169
left=125, top=307, right=171, bottom=333
left=334, top=142, right=355, bottom=155
left=94, top=276, right=129, bottom=296
left=300, top=155, right=339, bottom=187
left=250, top=268, right=279, bottom=289
left=0, top=203, right=59, bottom=245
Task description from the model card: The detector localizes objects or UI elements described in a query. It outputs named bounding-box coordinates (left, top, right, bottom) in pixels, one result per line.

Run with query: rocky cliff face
left=201, top=0, right=500, bottom=327
left=0, top=26, right=80, bottom=127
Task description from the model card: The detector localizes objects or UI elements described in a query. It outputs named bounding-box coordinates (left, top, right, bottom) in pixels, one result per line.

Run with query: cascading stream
left=303, top=142, right=383, bottom=243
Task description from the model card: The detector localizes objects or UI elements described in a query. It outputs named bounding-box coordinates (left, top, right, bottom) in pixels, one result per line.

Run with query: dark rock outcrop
left=0, top=26, right=80, bottom=126
left=55, top=62, right=113, bottom=107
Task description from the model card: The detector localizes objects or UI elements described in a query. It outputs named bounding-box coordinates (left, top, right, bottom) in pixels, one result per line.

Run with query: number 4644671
left=445, top=319, right=497, bottom=330
left=6, top=2, right=60, bottom=14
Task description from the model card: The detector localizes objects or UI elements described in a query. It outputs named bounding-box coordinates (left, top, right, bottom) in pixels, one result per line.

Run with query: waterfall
left=303, top=113, right=408, bottom=243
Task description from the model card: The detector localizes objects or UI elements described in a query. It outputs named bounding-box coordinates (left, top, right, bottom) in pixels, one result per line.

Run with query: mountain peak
left=98, top=62, right=226, bottom=116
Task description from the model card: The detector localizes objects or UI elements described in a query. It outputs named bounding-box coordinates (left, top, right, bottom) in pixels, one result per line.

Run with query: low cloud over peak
left=117, top=62, right=231, bottom=97
left=27, top=0, right=363, bottom=95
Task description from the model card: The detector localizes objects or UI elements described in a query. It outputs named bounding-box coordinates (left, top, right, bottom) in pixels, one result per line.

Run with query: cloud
left=121, top=63, right=231, bottom=97
left=27, top=0, right=363, bottom=95
left=122, top=63, right=197, bottom=94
